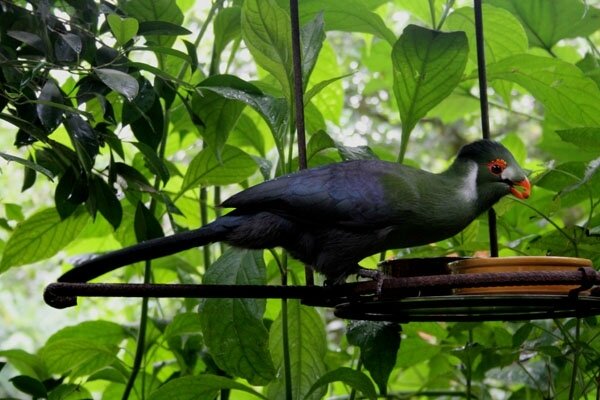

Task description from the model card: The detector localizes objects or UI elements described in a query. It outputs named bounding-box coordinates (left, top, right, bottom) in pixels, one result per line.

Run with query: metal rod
left=289, top=0, right=314, bottom=286
left=473, top=0, right=499, bottom=257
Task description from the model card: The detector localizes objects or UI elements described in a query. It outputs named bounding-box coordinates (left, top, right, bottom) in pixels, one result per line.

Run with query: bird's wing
left=222, top=160, right=424, bottom=228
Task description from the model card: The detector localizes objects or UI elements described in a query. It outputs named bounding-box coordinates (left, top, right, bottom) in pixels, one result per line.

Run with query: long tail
left=59, top=219, right=232, bottom=282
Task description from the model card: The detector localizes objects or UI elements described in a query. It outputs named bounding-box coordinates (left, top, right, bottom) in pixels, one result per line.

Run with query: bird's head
left=454, top=140, right=531, bottom=206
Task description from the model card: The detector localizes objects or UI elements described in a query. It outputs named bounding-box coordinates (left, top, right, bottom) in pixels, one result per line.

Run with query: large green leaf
left=556, top=127, right=600, bottom=151
left=180, top=145, right=258, bottom=194
left=0, top=208, right=89, bottom=273
left=300, top=12, right=325, bottom=88
left=242, top=0, right=293, bottom=101
left=392, top=25, right=468, bottom=162
left=39, top=340, right=119, bottom=377
left=446, top=4, right=528, bottom=103
left=267, top=300, right=327, bottom=400
left=213, top=7, right=242, bottom=74
left=148, top=375, right=267, bottom=400
left=488, top=0, right=600, bottom=50
left=45, top=321, right=129, bottom=347
left=347, top=321, right=401, bottom=395
left=198, top=249, right=276, bottom=385
left=0, top=350, right=48, bottom=380
left=485, top=54, right=600, bottom=127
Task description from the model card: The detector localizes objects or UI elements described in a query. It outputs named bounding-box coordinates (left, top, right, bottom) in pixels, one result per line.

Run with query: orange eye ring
left=487, top=159, right=507, bottom=175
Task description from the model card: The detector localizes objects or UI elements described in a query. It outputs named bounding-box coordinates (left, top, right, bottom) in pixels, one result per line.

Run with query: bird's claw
left=357, top=268, right=385, bottom=296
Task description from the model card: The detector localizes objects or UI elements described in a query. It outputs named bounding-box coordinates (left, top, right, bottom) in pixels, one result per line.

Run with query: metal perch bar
left=45, top=267, right=600, bottom=309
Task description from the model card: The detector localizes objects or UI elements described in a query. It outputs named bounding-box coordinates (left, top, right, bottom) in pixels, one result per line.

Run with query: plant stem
left=569, top=318, right=582, bottom=400
left=281, top=253, right=293, bottom=400
left=466, top=329, right=473, bottom=400
left=436, top=0, right=455, bottom=30
left=428, top=0, right=437, bottom=29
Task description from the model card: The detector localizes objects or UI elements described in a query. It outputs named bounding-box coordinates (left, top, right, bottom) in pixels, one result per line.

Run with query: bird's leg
left=356, top=267, right=385, bottom=295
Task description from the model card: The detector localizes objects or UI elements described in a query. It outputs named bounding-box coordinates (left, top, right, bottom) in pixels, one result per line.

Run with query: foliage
left=0, top=0, right=600, bottom=398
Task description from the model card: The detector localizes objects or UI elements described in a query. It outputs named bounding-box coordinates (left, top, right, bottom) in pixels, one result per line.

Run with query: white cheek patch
left=459, top=161, right=478, bottom=203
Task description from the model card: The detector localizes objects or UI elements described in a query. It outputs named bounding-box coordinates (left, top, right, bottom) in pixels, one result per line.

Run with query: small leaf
left=0, top=152, right=54, bottom=180
left=137, top=20, right=191, bottom=36
left=134, top=201, right=164, bottom=242
left=10, top=375, right=47, bottom=398
left=307, top=130, right=335, bottom=161
left=63, top=113, right=99, bottom=172
left=164, top=312, right=203, bottom=342
left=95, top=68, right=139, bottom=101
left=181, top=145, right=258, bottom=193
left=213, top=7, right=241, bottom=70
left=107, top=14, right=139, bottom=46
left=128, top=88, right=164, bottom=151
left=300, top=12, right=325, bottom=87
left=87, top=175, right=123, bottom=230
left=148, top=375, right=267, bottom=400
left=37, top=79, right=65, bottom=131
left=0, top=350, right=47, bottom=380
left=132, top=142, right=170, bottom=183
left=7, top=30, right=44, bottom=52
left=0, top=208, right=89, bottom=273
left=304, top=368, right=377, bottom=400
left=199, top=249, right=276, bottom=385
left=55, top=167, right=88, bottom=220
left=392, top=25, right=468, bottom=162
left=347, top=321, right=401, bottom=395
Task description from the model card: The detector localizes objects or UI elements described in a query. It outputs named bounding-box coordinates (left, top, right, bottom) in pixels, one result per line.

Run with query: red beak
left=510, top=178, right=531, bottom=199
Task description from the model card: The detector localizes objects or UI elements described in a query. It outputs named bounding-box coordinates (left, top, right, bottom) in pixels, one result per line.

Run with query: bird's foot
left=356, top=267, right=385, bottom=295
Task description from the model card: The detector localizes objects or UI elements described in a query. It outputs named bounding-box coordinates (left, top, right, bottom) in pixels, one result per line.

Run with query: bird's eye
left=487, top=159, right=507, bottom=175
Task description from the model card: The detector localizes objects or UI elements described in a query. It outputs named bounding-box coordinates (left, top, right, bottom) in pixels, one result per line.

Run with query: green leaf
left=485, top=54, right=600, bottom=127
left=285, top=0, right=396, bottom=45
left=148, top=375, right=268, bottom=400
left=107, top=14, right=139, bottom=46
left=0, top=208, right=89, bottom=273
left=199, top=249, right=276, bottom=385
left=305, top=72, right=354, bottom=106
left=163, top=312, right=203, bottom=342
left=198, top=75, right=289, bottom=146
left=192, top=83, right=246, bottom=158
left=63, top=113, right=100, bottom=172
left=132, top=141, right=170, bottom=183
left=180, top=145, right=258, bottom=193
left=392, top=25, right=468, bottom=162
left=242, top=0, right=293, bottom=101
left=137, top=21, right=191, bottom=36
left=446, top=4, right=527, bottom=103
left=48, top=383, right=92, bottom=400
left=267, top=300, right=327, bottom=400
left=45, top=320, right=129, bottom=347
left=40, top=339, right=119, bottom=377
left=95, top=68, right=139, bottom=101
left=304, top=367, right=377, bottom=400
left=556, top=127, right=600, bottom=151
left=0, top=152, right=54, bottom=180
left=122, top=77, right=156, bottom=125
left=229, top=113, right=266, bottom=157
left=120, top=0, right=184, bottom=48
left=213, top=7, right=242, bottom=71
left=134, top=201, right=164, bottom=242
left=37, top=79, right=64, bottom=131
left=55, top=168, right=88, bottom=219
left=0, top=350, right=48, bottom=380
left=488, top=0, right=600, bottom=50
left=10, top=375, right=47, bottom=398
left=87, top=175, right=123, bottom=230
left=307, top=130, right=335, bottom=161
left=129, top=92, right=164, bottom=151
left=347, top=321, right=401, bottom=395
left=300, top=12, right=325, bottom=87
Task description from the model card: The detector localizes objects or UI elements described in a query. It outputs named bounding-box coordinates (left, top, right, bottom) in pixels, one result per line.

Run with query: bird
left=64, top=139, right=530, bottom=284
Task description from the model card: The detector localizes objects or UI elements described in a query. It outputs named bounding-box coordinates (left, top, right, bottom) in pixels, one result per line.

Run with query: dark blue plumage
left=70, top=139, right=530, bottom=283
